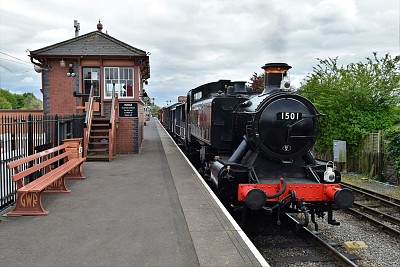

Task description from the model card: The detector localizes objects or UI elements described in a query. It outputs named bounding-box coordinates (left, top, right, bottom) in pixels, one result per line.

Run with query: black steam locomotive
left=160, top=63, right=354, bottom=227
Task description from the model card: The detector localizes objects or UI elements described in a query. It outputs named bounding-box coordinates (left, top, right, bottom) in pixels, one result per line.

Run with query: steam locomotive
left=159, top=63, right=354, bottom=228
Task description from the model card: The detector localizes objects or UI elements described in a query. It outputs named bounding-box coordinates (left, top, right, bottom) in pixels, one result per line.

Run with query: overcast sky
left=0, top=0, right=399, bottom=107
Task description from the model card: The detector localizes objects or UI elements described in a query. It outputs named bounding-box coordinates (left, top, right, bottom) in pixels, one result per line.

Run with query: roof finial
left=97, top=20, right=103, bottom=32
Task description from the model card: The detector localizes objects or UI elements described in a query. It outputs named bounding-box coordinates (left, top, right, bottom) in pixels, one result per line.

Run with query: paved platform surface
left=0, top=119, right=267, bottom=266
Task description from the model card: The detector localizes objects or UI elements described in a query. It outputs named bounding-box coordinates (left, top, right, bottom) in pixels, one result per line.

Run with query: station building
left=29, top=21, right=150, bottom=158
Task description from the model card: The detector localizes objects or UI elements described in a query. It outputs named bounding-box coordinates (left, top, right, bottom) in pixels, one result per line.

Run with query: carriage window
left=104, top=67, right=134, bottom=99
left=194, top=91, right=202, bottom=101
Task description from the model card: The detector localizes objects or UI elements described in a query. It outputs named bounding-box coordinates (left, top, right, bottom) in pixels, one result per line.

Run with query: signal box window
left=104, top=67, right=134, bottom=99
left=83, top=68, right=100, bottom=97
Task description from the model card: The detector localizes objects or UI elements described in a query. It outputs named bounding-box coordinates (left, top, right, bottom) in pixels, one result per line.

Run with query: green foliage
left=151, top=105, right=160, bottom=117
left=21, top=93, right=43, bottom=110
left=385, top=126, right=400, bottom=182
left=298, top=53, right=400, bottom=153
left=0, top=88, right=18, bottom=108
left=0, top=88, right=42, bottom=110
left=0, top=96, right=13, bottom=109
left=249, top=72, right=264, bottom=93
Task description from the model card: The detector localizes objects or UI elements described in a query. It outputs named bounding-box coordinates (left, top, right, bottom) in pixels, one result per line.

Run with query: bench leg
left=7, top=191, right=49, bottom=216
left=66, top=164, right=86, bottom=179
left=45, top=176, right=71, bottom=193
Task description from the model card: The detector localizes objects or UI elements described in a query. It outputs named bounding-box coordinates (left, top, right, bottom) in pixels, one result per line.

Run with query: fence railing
left=359, top=131, right=385, bottom=181
left=0, top=113, right=85, bottom=212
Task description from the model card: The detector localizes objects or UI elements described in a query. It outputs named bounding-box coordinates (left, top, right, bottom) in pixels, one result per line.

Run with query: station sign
left=118, top=102, right=138, bottom=118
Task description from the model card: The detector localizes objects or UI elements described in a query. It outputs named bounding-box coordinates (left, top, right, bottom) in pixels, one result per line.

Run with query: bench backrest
left=7, top=143, right=72, bottom=185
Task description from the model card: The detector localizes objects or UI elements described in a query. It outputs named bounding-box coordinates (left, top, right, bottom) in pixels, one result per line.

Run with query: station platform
left=0, top=118, right=268, bottom=266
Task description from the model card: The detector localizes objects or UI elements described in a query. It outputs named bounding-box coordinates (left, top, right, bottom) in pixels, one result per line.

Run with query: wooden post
left=64, top=138, right=86, bottom=179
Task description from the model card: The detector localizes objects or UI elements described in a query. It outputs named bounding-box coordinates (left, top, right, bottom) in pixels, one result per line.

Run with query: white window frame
left=82, top=67, right=100, bottom=97
left=104, top=67, right=134, bottom=99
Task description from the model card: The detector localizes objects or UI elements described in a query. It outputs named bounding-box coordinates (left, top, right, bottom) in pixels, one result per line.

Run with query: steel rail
left=353, top=202, right=400, bottom=226
left=346, top=207, right=400, bottom=238
left=340, top=182, right=400, bottom=238
left=341, top=182, right=400, bottom=208
left=285, top=213, right=359, bottom=267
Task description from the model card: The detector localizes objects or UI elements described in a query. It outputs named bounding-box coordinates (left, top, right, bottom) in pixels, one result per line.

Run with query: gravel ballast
left=307, top=210, right=400, bottom=267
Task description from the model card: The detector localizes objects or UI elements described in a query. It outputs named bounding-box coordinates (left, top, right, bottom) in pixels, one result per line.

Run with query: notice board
left=119, top=102, right=138, bottom=118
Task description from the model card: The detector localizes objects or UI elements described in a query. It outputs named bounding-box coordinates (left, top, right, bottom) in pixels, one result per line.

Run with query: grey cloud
left=0, top=0, right=398, bottom=107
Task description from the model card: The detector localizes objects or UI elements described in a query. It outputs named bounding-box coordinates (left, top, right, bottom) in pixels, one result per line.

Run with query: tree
left=151, top=105, right=160, bottom=117
left=249, top=72, right=264, bottom=93
left=0, top=96, right=12, bottom=109
left=0, top=88, right=17, bottom=108
left=22, top=93, right=43, bottom=110
left=297, top=53, right=400, bottom=153
left=385, top=125, right=400, bottom=184
left=0, top=88, right=42, bottom=110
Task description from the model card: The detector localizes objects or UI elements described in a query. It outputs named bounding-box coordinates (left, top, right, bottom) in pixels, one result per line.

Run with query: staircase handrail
left=108, top=83, right=118, bottom=161
left=83, top=83, right=94, bottom=157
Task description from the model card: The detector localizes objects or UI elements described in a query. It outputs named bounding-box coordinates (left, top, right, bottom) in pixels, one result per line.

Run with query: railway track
left=246, top=213, right=359, bottom=266
left=341, top=182, right=400, bottom=238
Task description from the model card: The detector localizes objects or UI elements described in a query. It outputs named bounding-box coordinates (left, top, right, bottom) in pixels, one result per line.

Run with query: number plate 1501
left=276, top=112, right=302, bottom=120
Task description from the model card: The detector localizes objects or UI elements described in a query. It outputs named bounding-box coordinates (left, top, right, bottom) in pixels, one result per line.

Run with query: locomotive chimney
left=262, top=63, right=292, bottom=94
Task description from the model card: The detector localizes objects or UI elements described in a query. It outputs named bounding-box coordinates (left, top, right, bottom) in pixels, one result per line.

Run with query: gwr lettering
left=20, top=193, right=38, bottom=207
left=47, top=179, right=63, bottom=190
left=53, top=179, right=62, bottom=187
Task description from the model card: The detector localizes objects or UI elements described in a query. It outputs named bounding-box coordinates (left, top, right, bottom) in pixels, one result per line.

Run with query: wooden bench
left=7, top=141, right=86, bottom=216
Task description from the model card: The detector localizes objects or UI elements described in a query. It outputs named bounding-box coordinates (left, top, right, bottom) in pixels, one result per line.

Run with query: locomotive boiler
left=161, top=63, right=354, bottom=227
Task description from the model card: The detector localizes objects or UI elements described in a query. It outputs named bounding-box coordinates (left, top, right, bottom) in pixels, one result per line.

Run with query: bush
left=385, top=126, right=400, bottom=184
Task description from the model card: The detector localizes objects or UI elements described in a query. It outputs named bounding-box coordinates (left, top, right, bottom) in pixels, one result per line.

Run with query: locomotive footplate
left=238, top=180, right=354, bottom=212
left=238, top=179, right=354, bottom=227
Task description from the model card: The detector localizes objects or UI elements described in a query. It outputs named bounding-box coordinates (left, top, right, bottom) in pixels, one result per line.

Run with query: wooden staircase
left=87, top=117, right=111, bottom=161
left=83, top=83, right=118, bottom=162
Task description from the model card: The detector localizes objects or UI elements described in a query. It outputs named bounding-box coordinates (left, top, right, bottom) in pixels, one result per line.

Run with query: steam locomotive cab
left=185, top=80, right=254, bottom=161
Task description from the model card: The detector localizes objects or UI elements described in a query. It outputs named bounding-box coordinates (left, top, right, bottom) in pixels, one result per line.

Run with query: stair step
left=90, top=135, right=109, bottom=139
left=92, top=123, right=109, bottom=127
left=88, top=148, right=109, bottom=152
left=87, top=155, right=110, bottom=161
left=93, top=116, right=109, bottom=119
left=91, top=129, right=109, bottom=133
left=89, top=142, right=109, bottom=145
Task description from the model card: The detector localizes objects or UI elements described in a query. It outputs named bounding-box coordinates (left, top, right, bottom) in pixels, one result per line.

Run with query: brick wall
left=47, top=59, right=78, bottom=115
left=116, top=118, right=134, bottom=153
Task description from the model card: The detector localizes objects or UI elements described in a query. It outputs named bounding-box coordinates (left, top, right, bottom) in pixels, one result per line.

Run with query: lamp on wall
left=67, top=63, right=75, bottom=77
left=60, top=59, right=66, bottom=68
left=34, top=64, right=43, bottom=73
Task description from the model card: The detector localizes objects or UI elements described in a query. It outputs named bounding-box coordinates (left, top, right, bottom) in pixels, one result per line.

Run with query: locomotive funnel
left=262, top=63, right=292, bottom=94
